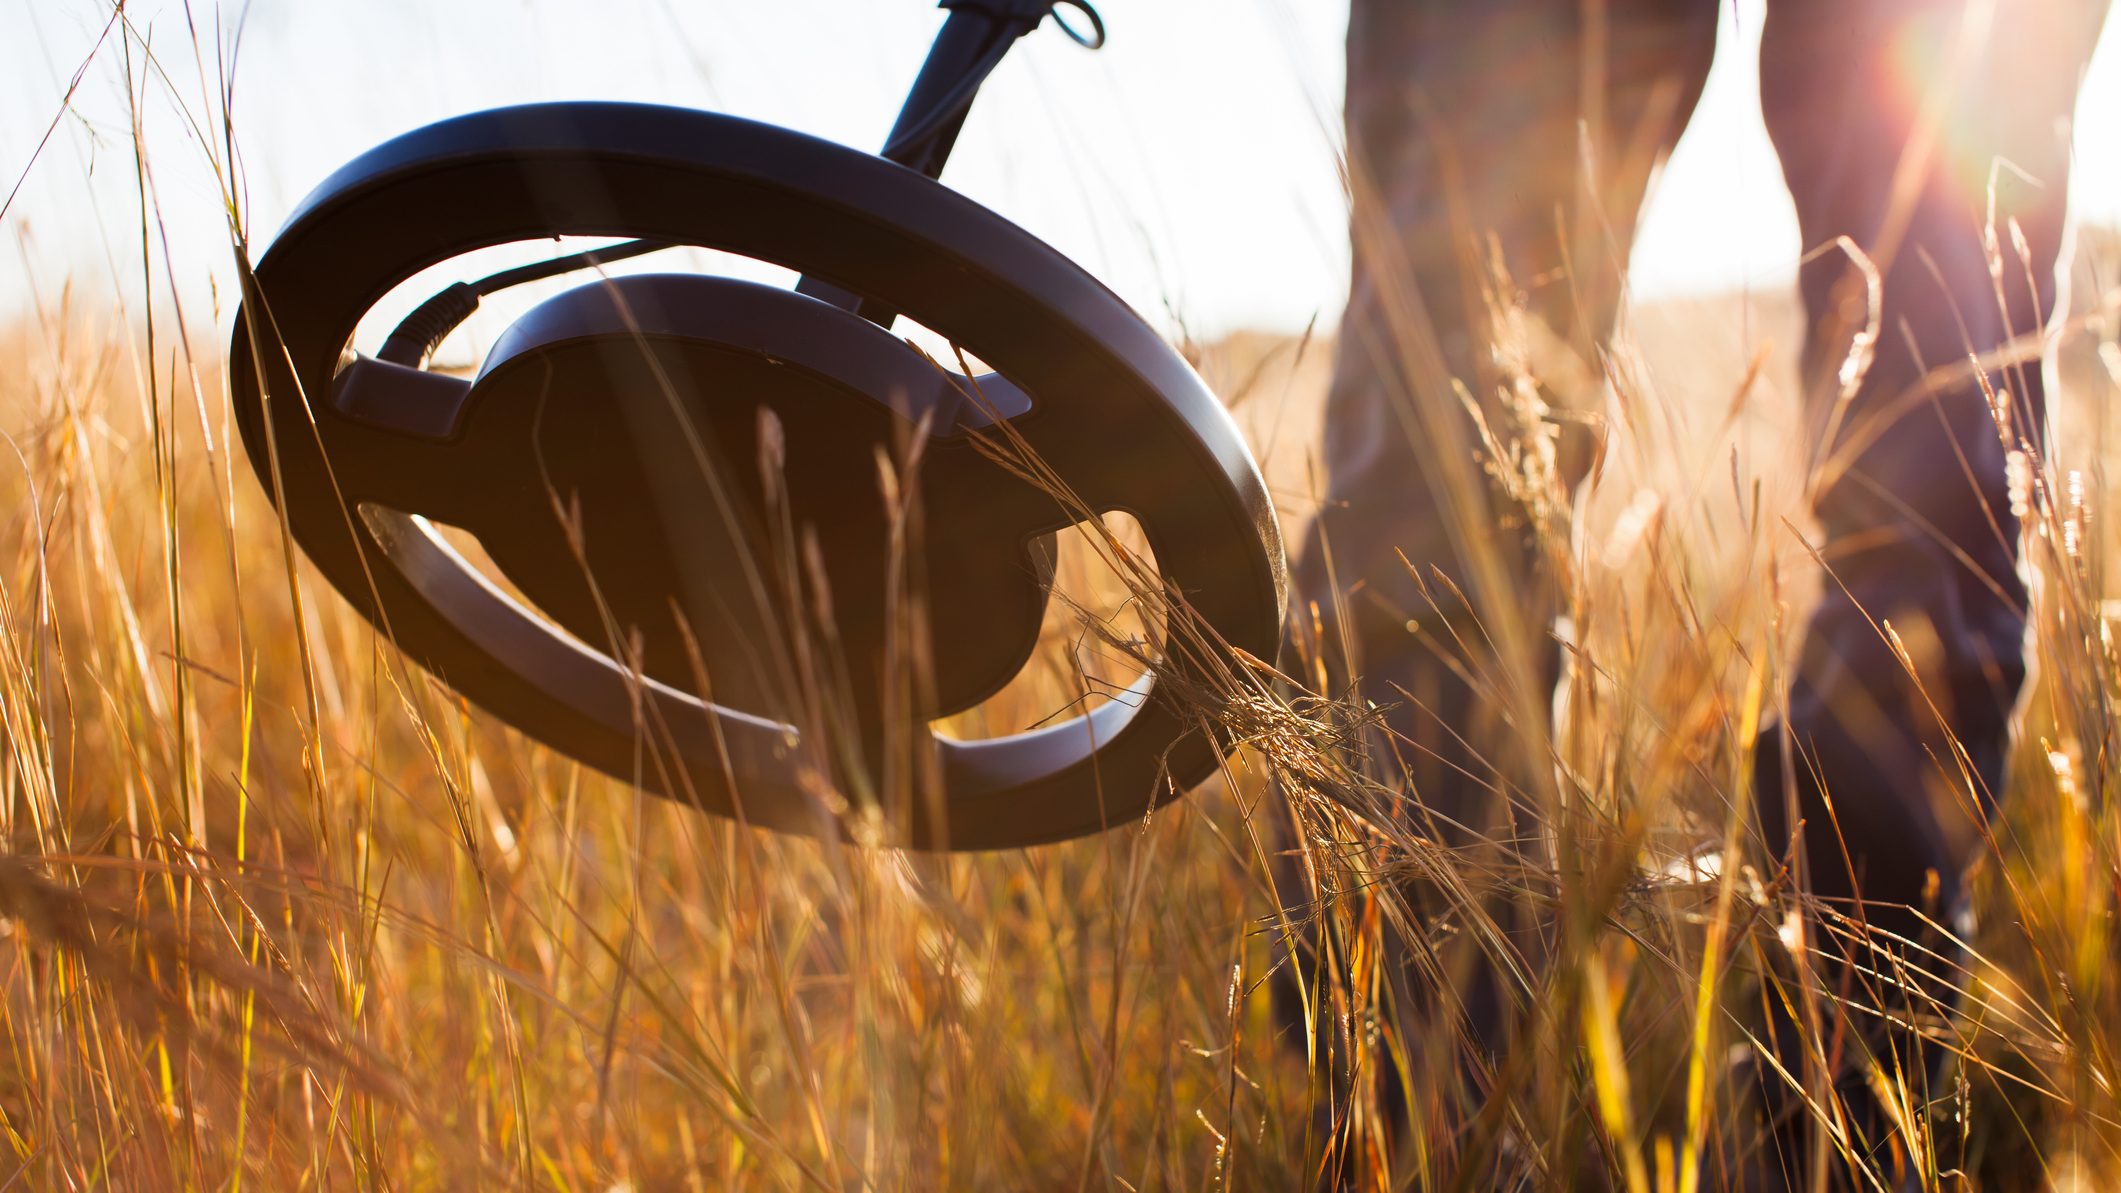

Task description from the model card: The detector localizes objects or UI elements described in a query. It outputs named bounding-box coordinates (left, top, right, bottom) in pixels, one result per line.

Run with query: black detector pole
left=796, top=0, right=1104, bottom=321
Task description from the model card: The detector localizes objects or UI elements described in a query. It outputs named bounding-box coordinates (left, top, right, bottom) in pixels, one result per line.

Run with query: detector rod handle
left=794, top=1, right=1067, bottom=322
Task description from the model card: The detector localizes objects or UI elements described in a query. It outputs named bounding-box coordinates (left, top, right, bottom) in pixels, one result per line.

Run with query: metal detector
left=228, top=0, right=1286, bottom=849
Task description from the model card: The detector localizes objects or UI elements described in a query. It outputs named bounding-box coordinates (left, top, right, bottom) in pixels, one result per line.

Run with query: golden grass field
left=3, top=117, right=2121, bottom=1190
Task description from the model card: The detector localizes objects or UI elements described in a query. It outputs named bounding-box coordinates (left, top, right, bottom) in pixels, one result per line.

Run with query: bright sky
left=5, top=0, right=2121, bottom=338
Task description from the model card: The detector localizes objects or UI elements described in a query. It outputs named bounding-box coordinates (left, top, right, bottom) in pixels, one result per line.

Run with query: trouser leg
left=1277, top=0, right=1718, bottom=1171
left=1308, top=0, right=1719, bottom=836
left=1754, top=0, right=2106, bottom=1182
left=1309, top=0, right=1720, bottom=771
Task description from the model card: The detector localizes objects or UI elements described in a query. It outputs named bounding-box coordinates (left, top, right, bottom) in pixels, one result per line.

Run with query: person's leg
left=1311, top=0, right=1722, bottom=763
left=1755, top=0, right=2107, bottom=1183
left=1279, top=0, right=1718, bottom=1174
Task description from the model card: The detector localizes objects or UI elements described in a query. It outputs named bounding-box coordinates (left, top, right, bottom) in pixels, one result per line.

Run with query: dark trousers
left=1292, top=0, right=2107, bottom=1180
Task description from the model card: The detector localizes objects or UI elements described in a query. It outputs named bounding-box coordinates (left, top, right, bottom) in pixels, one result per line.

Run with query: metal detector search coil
left=227, top=1, right=1286, bottom=849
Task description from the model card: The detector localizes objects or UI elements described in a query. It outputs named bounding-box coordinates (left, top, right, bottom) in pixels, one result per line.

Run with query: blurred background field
left=8, top=2, right=2121, bottom=1189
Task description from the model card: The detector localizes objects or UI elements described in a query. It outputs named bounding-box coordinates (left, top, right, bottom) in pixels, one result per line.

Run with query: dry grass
left=8, top=26, right=2121, bottom=1192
